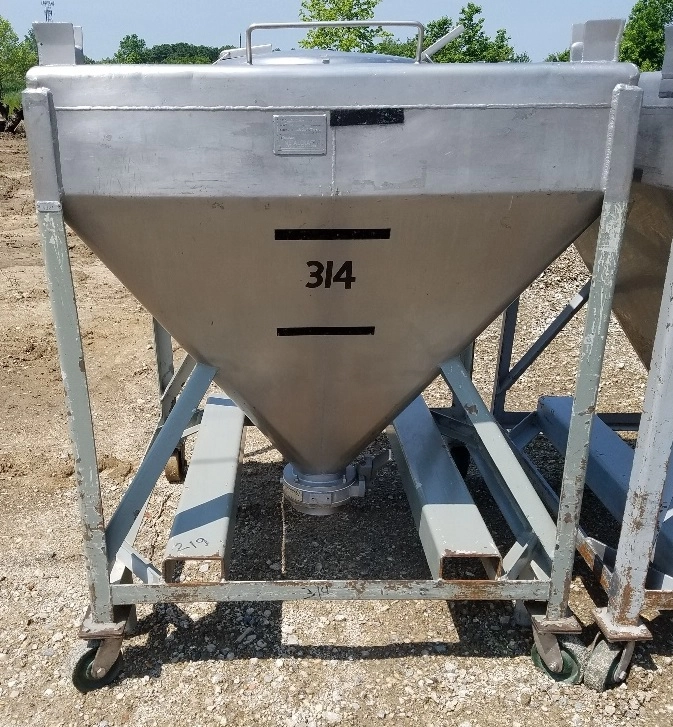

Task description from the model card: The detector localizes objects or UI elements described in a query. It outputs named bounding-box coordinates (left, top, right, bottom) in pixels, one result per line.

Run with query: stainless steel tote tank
left=25, top=41, right=637, bottom=484
left=575, top=67, right=673, bottom=368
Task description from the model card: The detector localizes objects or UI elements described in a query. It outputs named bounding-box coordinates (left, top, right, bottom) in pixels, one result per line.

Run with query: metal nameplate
left=36, top=201, right=62, bottom=212
left=283, top=484, right=303, bottom=503
left=274, top=114, right=327, bottom=156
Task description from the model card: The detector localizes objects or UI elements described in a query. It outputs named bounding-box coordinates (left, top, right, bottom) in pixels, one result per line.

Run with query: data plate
left=274, top=114, right=328, bottom=156
left=283, top=484, right=303, bottom=503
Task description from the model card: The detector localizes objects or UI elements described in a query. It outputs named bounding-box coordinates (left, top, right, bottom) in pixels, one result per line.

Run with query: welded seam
left=53, top=102, right=612, bottom=112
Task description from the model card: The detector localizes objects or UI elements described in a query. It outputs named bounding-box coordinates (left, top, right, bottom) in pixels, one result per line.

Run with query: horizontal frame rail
left=111, top=579, right=551, bottom=604
left=644, top=590, right=673, bottom=610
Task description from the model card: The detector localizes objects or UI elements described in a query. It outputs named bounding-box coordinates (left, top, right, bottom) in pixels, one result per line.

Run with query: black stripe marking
left=275, top=228, right=390, bottom=241
left=330, top=108, right=404, bottom=126
left=277, top=326, right=375, bottom=337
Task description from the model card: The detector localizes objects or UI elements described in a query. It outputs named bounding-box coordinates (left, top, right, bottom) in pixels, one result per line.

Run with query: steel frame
left=507, top=261, right=673, bottom=668
left=25, top=80, right=643, bottom=687
left=490, top=105, right=673, bottom=680
left=600, top=237, right=673, bottom=632
left=492, top=282, right=640, bottom=431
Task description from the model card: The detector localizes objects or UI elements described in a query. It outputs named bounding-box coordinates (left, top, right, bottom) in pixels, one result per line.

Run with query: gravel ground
left=1, top=132, right=673, bottom=726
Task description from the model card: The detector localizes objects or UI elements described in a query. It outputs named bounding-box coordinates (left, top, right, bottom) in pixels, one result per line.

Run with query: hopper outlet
left=282, top=464, right=363, bottom=515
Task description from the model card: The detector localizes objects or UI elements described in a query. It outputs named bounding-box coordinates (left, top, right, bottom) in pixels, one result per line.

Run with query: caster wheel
left=584, top=639, right=624, bottom=692
left=450, top=446, right=471, bottom=479
left=164, top=442, right=187, bottom=483
left=71, top=643, right=124, bottom=693
left=559, top=635, right=589, bottom=679
left=531, top=643, right=583, bottom=684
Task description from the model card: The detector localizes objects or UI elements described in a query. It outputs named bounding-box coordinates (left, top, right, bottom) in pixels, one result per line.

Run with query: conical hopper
left=575, top=72, right=673, bottom=369
left=26, top=59, right=637, bottom=474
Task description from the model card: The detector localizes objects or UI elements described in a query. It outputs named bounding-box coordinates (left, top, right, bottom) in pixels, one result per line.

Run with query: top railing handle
left=245, top=21, right=425, bottom=64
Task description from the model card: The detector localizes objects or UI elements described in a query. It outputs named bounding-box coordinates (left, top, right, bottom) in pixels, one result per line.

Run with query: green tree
left=376, top=4, right=528, bottom=63
left=110, top=34, right=149, bottom=63
left=546, top=49, right=570, bottom=62
left=24, top=27, right=38, bottom=58
left=105, top=37, right=234, bottom=64
left=146, top=42, right=223, bottom=64
left=163, top=56, right=212, bottom=64
left=620, top=0, right=673, bottom=71
left=299, top=0, right=390, bottom=53
left=0, top=16, right=38, bottom=108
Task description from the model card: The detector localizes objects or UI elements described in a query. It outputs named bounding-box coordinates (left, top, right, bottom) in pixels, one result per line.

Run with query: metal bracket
left=532, top=628, right=564, bottom=673
left=33, top=22, right=84, bottom=65
left=79, top=605, right=132, bottom=640
left=531, top=613, right=583, bottom=634
left=90, top=636, right=123, bottom=679
left=528, top=599, right=582, bottom=635
left=357, top=449, right=392, bottom=487
left=613, top=640, right=636, bottom=683
left=570, top=19, right=625, bottom=63
left=592, top=607, right=652, bottom=642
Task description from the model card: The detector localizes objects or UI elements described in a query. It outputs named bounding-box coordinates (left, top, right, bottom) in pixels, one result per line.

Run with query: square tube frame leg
left=23, top=87, right=114, bottom=624
left=23, top=87, right=217, bottom=631
left=544, top=83, right=643, bottom=623
left=598, top=237, right=673, bottom=637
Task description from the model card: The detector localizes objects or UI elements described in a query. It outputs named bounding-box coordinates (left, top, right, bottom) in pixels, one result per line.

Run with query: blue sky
left=4, top=1, right=637, bottom=61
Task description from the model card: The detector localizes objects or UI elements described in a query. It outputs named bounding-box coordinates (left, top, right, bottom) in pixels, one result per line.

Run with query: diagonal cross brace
left=104, top=363, right=216, bottom=564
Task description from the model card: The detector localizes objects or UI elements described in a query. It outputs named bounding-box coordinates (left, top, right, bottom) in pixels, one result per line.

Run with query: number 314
left=306, top=261, right=356, bottom=289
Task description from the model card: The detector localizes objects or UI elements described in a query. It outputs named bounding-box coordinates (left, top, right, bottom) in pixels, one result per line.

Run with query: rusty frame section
left=644, top=590, right=673, bottom=610
left=601, top=225, right=673, bottom=631
left=543, top=84, right=643, bottom=624
left=110, top=578, right=550, bottom=605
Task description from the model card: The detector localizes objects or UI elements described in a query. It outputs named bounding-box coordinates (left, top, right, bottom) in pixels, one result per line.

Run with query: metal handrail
left=245, top=20, right=425, bottom=64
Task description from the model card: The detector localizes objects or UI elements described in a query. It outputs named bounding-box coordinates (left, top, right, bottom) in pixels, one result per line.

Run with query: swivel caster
left=531, top=635, right=587, bottom=685
left=70, top=641, right=124, bottom=693
left=584, top=639, right=632, bottom=692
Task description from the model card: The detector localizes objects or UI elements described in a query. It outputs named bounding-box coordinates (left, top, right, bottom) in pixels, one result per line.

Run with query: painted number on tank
left=306, top=261, right=356, bottom=289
